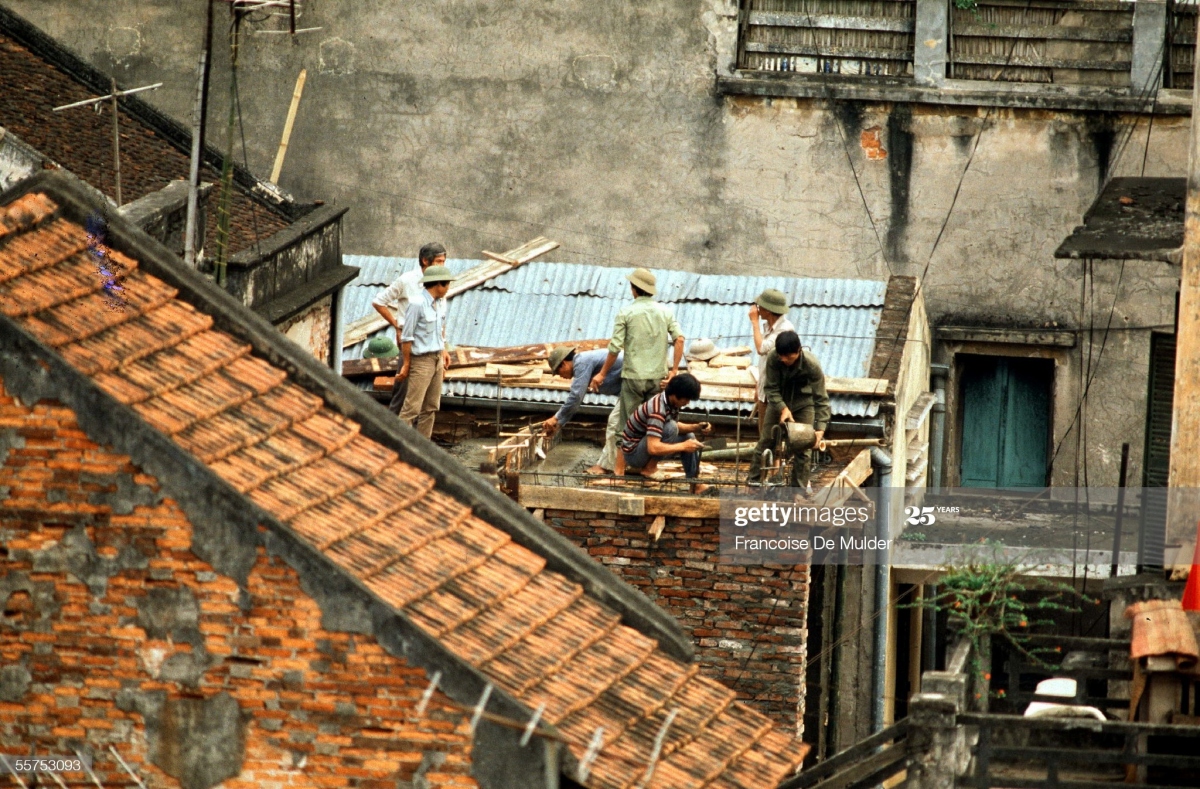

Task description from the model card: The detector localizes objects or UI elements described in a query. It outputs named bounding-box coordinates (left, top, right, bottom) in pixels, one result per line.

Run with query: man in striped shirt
left=617, top=373, right=713, bottom=494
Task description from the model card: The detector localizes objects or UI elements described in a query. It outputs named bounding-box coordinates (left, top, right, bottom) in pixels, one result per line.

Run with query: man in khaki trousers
left=397, top=265, right=453, bottom=438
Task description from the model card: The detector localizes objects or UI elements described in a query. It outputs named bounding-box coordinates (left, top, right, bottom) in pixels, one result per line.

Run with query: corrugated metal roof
left=341, top=256, right=888, bottom=418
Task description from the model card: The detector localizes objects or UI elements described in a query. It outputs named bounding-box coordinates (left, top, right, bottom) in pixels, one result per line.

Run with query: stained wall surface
left=3, top=0, right=1189, bottom=486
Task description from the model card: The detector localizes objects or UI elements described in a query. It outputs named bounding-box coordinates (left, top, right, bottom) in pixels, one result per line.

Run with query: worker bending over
left=747, top=331, right=831, bottom=488
left=542, top=346, right=624, bottom=474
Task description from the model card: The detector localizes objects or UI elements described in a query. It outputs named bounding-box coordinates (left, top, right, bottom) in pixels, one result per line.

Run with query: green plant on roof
left=905, top=546, right=1091, bottom=704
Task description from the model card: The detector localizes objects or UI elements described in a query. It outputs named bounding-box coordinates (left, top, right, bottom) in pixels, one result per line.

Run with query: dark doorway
left=959, top=355, right=1053, bottom=487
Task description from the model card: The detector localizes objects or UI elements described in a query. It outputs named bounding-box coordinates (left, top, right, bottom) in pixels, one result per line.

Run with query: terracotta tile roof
left=0, top=29, right=289, bottom=254
left=1126, top=599, right=1200, bottom=672
left=0, top=190, right=809, bottom=788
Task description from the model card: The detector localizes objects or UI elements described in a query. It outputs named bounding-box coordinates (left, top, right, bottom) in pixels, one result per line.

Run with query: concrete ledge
left=718, top=72, right=1192, bottom=115
left=937, top=327, right=1077, bottom=347
left=254, top=263, right=360, bottom=325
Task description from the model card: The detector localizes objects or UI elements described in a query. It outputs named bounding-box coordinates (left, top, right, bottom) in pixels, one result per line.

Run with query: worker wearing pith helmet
left=397, top=265, right=454, bottom=439
left=749, top=288, right=795, bottom=433
left=587, top=268, right=685, bottom=474
left=541, top=345, right=625, bottom=473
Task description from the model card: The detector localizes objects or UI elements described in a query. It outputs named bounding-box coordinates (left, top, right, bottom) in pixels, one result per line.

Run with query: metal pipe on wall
left=870, top=447, right=893, bottom=733
left=929, top=363, right=949, bottom=492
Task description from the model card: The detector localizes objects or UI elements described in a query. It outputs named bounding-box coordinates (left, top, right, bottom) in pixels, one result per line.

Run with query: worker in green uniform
left=588, top=268, right=685, bottom=467
left=747, top=330, right=831, bottom=488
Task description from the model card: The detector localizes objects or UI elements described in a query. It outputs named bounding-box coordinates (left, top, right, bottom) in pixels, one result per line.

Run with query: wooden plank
left=519, top=484, right=645, bottom=516
left=648, top=515, right=667, bottom=542
left=342, top=238, right=558, bottom=348
left=906, top=440, right=928, bottom=466
left=812, top=448, right=874, bottom=508
left=905, top=391, right=937, bottom=431
left=951, top=54, right=1131, bottom=71
left=952, top=23, right=1132, bottom=43
left=343, top=314, right=390, bottom=349
left=344, top=339, right=610, bottom=378
left=481, top=250, right=518, bottom=265
left=744, top=41, right=914, bottom=62
left=749, top=10, right=915, bottom=33
left=708, top=354, right=752, bottom=368
left=827, top=376, right=890, bottom=396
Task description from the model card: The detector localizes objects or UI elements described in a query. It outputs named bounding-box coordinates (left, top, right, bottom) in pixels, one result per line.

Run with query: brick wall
left=0, top=381, right=476, bottom=789
left=544, top=510, right=810, bottom=736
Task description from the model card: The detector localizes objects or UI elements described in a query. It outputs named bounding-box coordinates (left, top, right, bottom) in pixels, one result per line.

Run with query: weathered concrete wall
left=279, top=294, right=332, bottom=364
left=544, top=509, right=811, bottom=736
left=0, top=382, right=478, bottom=789
left=4, top=0, right=1188, bottom=487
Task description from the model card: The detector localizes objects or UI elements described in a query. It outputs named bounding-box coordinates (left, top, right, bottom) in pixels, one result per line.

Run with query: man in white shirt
left=749, top=288, right=795, bottom=434
left=372, top=243, right=446, bottom=414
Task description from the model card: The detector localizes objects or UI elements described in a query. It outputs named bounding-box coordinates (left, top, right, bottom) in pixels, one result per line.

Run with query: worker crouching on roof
left=588, top=268, right=685, bottom=466
left=747, top=330, right=831, bottom=488
left=541, top=346, right=625, bottom=474
left=397, top=265, right=454, bottom=439
left=616, top=373, right=713, bottom=496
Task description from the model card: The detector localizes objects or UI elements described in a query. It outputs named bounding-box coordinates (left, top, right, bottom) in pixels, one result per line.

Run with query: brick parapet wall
left=0, top=383, right=476, bottom=789
left=544, top=509, right=810, bottom=736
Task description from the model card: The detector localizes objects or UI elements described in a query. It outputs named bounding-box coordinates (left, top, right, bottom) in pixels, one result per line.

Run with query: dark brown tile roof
left=0, top=30, right=289, bottom=255
left=0, top=190, right=809, bottom=788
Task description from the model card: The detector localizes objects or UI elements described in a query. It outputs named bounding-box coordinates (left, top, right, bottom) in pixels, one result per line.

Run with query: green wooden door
left=960, top=356, right=1052, bottom=488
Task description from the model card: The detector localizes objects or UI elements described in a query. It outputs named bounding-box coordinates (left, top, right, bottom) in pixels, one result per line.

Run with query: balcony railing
left=737, top=0, right=917, bottom=77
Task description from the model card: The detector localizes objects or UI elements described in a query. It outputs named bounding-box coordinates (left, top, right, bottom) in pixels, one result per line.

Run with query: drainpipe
left=870, top=447, right=893, bottom=733
left=929, top=363, right=949, bottom=493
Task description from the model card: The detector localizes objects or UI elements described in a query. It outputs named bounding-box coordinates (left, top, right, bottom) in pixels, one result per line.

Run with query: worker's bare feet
left=584, top=465, right=610, bottom=476
left=691, top=482, right=712, bottom=495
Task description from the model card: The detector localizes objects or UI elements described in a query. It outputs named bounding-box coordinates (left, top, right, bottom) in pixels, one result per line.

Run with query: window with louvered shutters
left=1139, top=332, right=1174, bottom=568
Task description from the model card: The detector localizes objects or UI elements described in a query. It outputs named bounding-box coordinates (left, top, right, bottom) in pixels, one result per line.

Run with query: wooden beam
left=1169, top=31, right=1200, bottom=557
left=343, top=339, right=609, bottom=378
left=648, top=515, right=667, bottom=542
left=342, top=237, right=559, bottom=348
left=269, top=69, right=306, bottom=184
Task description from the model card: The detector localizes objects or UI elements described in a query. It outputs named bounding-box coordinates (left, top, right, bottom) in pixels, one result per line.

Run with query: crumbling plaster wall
left=5, top=0, right=1189, bottom=486
left=0, top=382, right=478, bottom=789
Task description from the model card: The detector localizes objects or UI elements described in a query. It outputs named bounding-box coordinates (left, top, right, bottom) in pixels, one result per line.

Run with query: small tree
left=911, top=552, right=1089, bottom=710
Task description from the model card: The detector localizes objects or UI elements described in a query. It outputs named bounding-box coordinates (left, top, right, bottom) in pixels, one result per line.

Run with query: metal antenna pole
left=184, top=51, right=208, bottom=267
left=53, top=81, right=162, bottom=207
left=110, top=78, right=122, bottom=206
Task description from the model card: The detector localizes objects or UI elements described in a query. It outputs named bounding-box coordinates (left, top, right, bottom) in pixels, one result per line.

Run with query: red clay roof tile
left=0, top=192, right=809, bottom=788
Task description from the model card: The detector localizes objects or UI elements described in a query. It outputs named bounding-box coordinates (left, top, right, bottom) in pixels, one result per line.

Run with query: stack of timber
left=345, top=339, right=609, bottom=383
left=342, top=236, right=559, bottom=348
left=355, top=338, right=895, bottom=401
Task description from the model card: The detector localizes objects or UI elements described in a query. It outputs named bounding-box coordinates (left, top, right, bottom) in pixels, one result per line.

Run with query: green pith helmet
left=422, top=264, right=454, bottom=284
left=548, top=345, right=576, bottom=374
left=363, top=335, right=399, bottom=359
left=755, top=288, right=789, bottom=316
